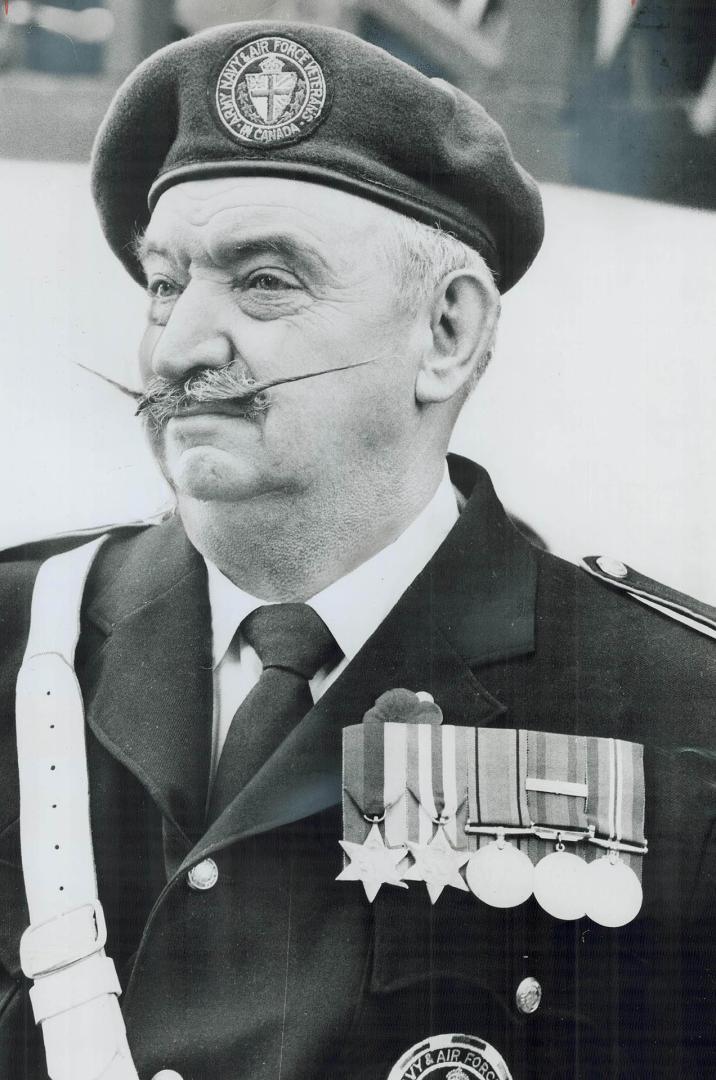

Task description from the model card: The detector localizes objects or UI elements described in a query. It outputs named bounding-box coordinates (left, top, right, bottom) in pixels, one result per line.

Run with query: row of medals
left=347, top=821, right=644, bottom=927
left=464, top=828, right=643, bottom=926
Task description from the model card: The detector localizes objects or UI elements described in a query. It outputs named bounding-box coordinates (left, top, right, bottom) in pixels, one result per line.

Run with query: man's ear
left=415, top=267, right=499, bottom=404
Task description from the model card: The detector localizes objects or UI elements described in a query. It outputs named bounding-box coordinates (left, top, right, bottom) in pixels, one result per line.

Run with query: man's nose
left=148, top=279, right=233, bottom=382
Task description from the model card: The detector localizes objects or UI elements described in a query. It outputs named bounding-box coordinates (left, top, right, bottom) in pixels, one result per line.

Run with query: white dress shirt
left=204, top=466, right=459, bottom=782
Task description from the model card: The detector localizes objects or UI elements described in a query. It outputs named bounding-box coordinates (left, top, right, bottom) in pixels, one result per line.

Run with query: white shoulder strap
left=16, top=537, right=139, bottom=1080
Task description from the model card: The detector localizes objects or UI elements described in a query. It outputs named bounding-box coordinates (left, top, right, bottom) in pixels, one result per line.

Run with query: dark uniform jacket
left=0, top=456, right=713, bottom=1080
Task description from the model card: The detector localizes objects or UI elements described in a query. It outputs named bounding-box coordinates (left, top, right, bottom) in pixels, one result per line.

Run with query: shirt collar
left=204, top=561, right=265, bottom=669
left=204, top=464, right=458, bottom=670
left=308, top=466, right=458, bottom=662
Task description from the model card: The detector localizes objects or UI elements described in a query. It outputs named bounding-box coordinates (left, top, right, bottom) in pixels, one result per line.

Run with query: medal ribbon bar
left=338, top=718, right=647, bottom=924
left=404, top=723, right=469, bottom=847
left=342, top=721, right=407, bottom=847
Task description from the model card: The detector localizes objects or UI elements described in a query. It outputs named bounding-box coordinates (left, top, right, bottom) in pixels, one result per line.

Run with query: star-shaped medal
left=336, top=823, right=408, bottom=902
left=404, top=827, right=470, bottom=903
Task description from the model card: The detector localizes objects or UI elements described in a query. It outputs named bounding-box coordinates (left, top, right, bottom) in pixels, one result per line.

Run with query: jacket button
left=596, top=556, right=628, bottom=579
left=187, top=858, right=218, bottom=891
left=515, top=976, right=542, bottom=1014
left=152, top=1072, right=183, bottom=1080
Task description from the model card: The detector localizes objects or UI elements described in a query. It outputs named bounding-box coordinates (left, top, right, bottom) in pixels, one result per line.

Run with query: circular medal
left=583, top=855, right=643, bottom=927
left=533, top=850, right=588, bottom=920
left=466, top=842, right=534, bottom=909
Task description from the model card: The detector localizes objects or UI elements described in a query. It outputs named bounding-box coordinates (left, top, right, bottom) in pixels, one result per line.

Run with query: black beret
left=91, top=21, right=544, bottom=292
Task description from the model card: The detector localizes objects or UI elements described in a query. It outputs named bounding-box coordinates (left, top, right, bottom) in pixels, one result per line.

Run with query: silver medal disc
left=533, top=850, right=588, bottom=920
left=466, top=841, right=535, bottom=908
left=583, top=855, right=643, bottom=927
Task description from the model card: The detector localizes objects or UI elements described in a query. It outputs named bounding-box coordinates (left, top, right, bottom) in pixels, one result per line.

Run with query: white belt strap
left=16, top=536, right=140, bottom=1080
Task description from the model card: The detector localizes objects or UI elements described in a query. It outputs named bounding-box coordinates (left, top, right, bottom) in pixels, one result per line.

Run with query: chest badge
left=386, top=1033, right=513, bottom=1080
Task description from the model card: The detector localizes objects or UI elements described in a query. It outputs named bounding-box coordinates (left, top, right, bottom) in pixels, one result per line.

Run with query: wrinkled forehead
left=142, top=176, right=398, bottom=265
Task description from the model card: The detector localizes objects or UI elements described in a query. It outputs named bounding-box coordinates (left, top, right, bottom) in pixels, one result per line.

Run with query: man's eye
left=147, top=278, right=178, bottom=300
left=246, top=271, right=295, bottom=291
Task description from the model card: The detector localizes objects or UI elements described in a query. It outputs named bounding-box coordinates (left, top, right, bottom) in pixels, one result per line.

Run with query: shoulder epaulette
left=581, top=556, right=716, bottom=640
left=0, top=508, right=174, bottom=560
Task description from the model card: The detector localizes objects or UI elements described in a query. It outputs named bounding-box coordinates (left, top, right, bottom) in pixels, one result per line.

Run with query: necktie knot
left=242, top=603, right=340, bottom=680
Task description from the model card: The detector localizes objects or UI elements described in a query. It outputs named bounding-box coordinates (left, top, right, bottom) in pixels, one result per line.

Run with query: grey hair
left=381, top=216, right=501, bottom=390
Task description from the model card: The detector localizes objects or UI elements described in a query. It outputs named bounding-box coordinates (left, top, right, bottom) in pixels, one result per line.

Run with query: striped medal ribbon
left=581, top=736, right=646, bottom=926
left=401, top=723, right=471, bottom=903
left=464, top=728, right=536, bottom=908
left=526, top=729, right=593, bottom=920
left=336, top=721, right=409, bottom=901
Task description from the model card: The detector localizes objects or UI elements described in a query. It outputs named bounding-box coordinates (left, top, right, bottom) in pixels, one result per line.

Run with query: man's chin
left=163, top=445, right=261, bottom=503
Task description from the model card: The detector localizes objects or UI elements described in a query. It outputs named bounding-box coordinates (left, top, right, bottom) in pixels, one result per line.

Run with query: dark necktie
left=207, top=603, right=340, bottom=823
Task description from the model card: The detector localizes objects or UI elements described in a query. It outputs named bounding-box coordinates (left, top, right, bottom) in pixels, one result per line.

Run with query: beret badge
left=214, top=35, right=328, bottom=147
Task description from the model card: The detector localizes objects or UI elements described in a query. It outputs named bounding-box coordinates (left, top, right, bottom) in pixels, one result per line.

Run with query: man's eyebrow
left=212, top=230, right=334, bottom=275
left=132, top=232, right=170, bottom=265
left=132, top=227, right=337, bottom=276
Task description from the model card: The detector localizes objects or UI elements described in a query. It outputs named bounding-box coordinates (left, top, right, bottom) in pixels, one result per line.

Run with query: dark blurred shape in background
left=23, top=0, right=108, bottom=75
left=0, top=0, right=714, bottom=207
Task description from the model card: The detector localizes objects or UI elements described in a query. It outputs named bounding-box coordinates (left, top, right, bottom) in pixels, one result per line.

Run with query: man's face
left=137, top=177, right=428, bottom=505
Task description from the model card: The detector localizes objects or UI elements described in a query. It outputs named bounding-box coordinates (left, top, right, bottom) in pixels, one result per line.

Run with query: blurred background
left=1, top=1, right=715, bottom=601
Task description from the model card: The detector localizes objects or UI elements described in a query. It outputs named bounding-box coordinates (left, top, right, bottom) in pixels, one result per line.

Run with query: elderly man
left=0, top=21, right=714, bottom=1080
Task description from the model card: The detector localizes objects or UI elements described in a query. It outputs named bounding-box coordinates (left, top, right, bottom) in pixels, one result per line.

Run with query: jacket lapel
left=432, top=454, right=538, bottom=667
left=81, top=517, right=213, bottom=842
